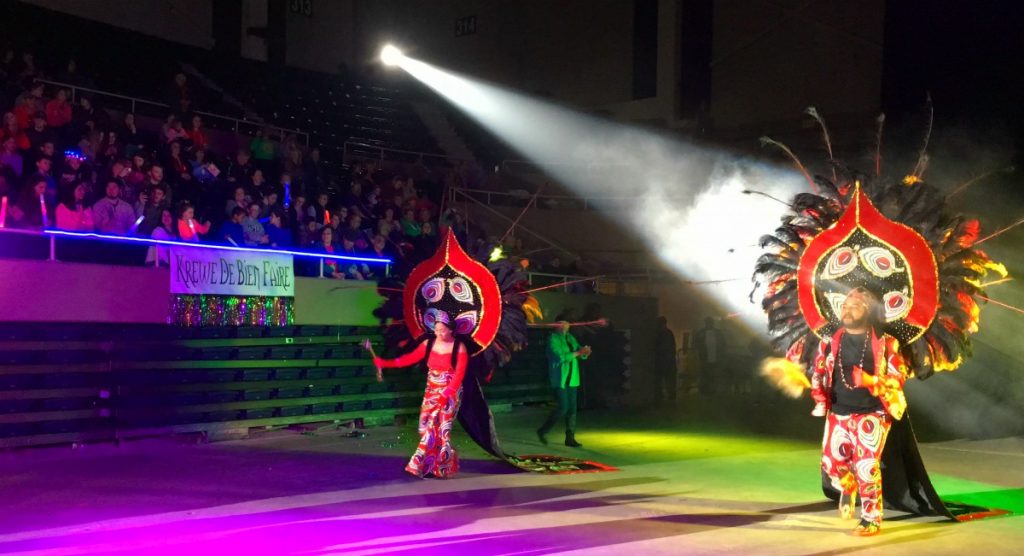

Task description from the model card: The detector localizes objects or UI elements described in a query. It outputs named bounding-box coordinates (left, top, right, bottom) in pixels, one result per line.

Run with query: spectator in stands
left=135, top=183, right=169, bottom=236
left=25, top=155, right=56, bottom=206
left=378, top=206, right=400, bottom=235
left=127, top=153, right=148, bottom=190
left=56, top=180, right=94, bottom=231
left=145, top=208, right=176, bottom=266
left=169, top=73, right=192, bottom=115
left=45, top=89, right=72, bottom=138
left=376, top=219, right=400, bottom=247
left=164, top=140, right=192, bottom=186
left=344, top=213, right=369, bottom=250
left=92, top=179, right=138, bottom=235
left=312, top=191, right=329, bottom=224
left=225, top=185, right=248, bottom=217
left=1, top=112, right=29, bottom=151
left=368, top=233, right=395, bottom=262
left=250, top=168, right=267, bottom=191
left=264, top=207, right=291, bottom=247
left=190, top=149, right=217, bottom=185
left=242, top=202, right=268, bottom=246
left=304, top=147, right=323, bottom=189
left=120, top=113, right=143, bottom=158
left=57, top=153, right=88, bottom=192
left=0, top=136, right=23, bottom=179
left=317, top=227, right=346, bottom=279
left=9, top=176, right=48, bottom=229
left=95, top=130, right=121, bottom=168
left=284, top=149, right=304, bottom=186
left=26, top=111, right=54, bottom=154
left=297, top=215, right=320, bottom=247
left=187, top=115, right=208, bottom=152
left=341, top=180, right=363, bottom=212
left=220, top=206, right=246, bottom=245
left=401, top=208, right=421, bottom=237
left=176, top=202, right=210, bottom=242
left=250, top=127, right=276, bottom=172
left=103, top=159, right=132, bottom=204
left=259, top=189, right=280, bottom=218
left=338, top=236, right=366, bottom=280
left=164, top=117, right=189, bottom=146
left=414, top=221, right=439, bottom=260
left=290, top=193, right=315, bottom=226
left=72, top=96, right=107, bottom=139
left=13, top=82, right=44, bottom=129
left=326, top=211, right=344, bottom=245
left=364, top=184, right=381, bottom=215
left=226, top=150, right=253, bottom=185
left=143, top=163, right=168, bottom=199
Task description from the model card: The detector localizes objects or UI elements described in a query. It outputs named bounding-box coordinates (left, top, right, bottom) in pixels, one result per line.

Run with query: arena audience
left=0, top=61, right=564, bottom=286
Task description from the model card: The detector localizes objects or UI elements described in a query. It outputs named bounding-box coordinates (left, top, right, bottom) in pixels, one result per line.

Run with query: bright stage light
left=380, top=45, right=404, bottom=66
left=392, top=54, right=804, bottom=331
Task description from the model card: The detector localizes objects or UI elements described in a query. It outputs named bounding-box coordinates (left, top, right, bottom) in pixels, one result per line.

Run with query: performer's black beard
left=841, top=315, right=868, bottom=330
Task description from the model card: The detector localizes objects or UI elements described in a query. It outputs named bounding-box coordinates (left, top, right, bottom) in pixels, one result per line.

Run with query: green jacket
left=548, top=331, right=587, bottom=389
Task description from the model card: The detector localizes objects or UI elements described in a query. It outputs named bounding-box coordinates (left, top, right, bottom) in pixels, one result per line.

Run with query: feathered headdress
left=375, top=228, right=539, bottom=376
left=754, top=109, right=1007, bottom=384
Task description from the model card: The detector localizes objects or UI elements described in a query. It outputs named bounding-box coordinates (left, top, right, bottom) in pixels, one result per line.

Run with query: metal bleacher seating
left=0, top=324, right=551, bottom=449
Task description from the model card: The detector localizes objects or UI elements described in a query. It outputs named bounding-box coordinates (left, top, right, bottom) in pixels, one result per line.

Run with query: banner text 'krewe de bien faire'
left=170, top=246, right=295, bottom=297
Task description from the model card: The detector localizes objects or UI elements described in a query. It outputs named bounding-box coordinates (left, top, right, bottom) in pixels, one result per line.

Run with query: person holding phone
left=537, top=320, right=591, bottom=447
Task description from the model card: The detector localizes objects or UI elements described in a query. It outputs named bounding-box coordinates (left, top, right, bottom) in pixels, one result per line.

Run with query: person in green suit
left=537, top=321, right=592, bottom=447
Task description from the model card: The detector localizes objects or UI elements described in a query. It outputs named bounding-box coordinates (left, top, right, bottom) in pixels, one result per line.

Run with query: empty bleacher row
left=0, top=323, right=552, bottom=449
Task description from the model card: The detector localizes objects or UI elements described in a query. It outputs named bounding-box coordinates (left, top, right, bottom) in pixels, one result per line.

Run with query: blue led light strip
left=40, top=229, right=392, bottom=264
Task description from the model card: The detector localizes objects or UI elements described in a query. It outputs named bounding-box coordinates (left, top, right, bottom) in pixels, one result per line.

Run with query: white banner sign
left=170, top=246, right=295, bottom=297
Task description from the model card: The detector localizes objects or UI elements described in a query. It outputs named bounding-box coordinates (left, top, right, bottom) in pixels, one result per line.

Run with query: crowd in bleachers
left=0, top=52, right=492, bottom=279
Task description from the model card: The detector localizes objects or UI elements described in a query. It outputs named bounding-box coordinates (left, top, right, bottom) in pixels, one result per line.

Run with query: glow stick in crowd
left=128, top=215, right=145, bottom=234
left=324, top=209, right=330, bottom=226
left=0, top=196, right=7, bottom=228
left=284, top=182, right=291, bottom=209
left=39, top=194, right=47, bottom=228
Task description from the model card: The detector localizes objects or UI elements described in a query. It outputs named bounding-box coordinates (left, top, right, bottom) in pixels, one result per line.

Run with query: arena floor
left=1, top=402, right=1021, bottom=555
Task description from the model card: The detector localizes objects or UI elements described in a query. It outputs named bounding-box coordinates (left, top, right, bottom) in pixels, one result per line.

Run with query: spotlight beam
left=394, top=53, right=805, bottom=330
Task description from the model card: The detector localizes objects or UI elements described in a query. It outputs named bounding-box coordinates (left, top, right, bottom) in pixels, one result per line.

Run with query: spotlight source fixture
left=380, top=45, right=403, bottom=67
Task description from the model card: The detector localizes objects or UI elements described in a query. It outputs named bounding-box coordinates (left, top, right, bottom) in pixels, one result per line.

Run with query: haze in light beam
left=397, top=56, right=806, bottom=330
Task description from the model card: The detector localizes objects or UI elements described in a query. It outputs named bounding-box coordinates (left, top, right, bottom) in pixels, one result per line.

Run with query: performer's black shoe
left=536, top=429, right=548, bottom=445
left=565, top=434, right=582, bottom=448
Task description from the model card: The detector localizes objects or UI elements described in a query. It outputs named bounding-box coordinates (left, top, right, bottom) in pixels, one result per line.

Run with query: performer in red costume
left=755, top=108, right=1009, bottom=537
left=373, top=320, right=469, bottom=478
left=808, top=287, right=908, bottom=535
left=368, top=229, right=617, bottom=477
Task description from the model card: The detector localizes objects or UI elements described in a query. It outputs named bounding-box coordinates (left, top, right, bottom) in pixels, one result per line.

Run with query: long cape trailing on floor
left=753, top=108, right=1008, bottom=518
left=376, top=230, right=615, bottom=475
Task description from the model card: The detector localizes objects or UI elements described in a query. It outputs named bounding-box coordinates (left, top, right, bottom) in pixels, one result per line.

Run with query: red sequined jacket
left=807, top=328, right=909, bottom=420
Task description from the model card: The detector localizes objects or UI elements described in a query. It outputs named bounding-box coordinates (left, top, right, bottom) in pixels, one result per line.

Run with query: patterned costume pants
left=406, top=368, right=463, bottom=479
left=821, top=412, right=892, bottom=522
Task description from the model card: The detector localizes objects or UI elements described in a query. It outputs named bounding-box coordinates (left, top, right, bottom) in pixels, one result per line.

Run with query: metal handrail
left=343, top=141, right=474, bottom=164
left=36, top=79, right=309, bottom=145
left=0, top=227, right=390, bottom=277
left=448, top=186, right=644, bottom=210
